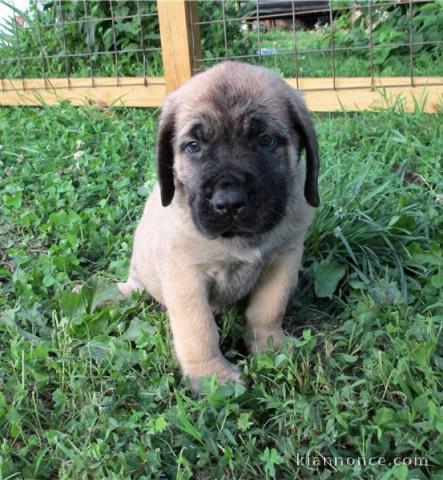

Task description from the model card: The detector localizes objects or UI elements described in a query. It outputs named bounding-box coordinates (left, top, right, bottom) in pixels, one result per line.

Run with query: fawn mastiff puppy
left=118, top=61, right=319, bottom=390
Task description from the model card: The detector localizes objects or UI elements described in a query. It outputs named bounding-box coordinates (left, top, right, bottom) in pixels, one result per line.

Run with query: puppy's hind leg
left=118, top=264, right=144, bottom=299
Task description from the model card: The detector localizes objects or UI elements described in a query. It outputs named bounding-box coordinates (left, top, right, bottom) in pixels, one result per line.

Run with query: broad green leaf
left=313, top=260, right=346, bottom=298
left=373, top=407, right=396, bottom=427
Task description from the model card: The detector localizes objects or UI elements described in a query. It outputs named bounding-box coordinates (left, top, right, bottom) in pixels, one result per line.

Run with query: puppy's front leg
left=162, top=265, right=241, bottom=391
left=246, top=247, right=303, bottom=353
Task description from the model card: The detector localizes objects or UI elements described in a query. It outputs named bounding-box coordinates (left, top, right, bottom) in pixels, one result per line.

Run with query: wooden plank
left=157, top=0, right=194, bottom=93
left=286, top=76, right=443, bottom=90
left=0, top=77, right=164, bottom=90
left=285, top=77, right=443, bottom=113
left=303, top=87, right=443, bottom=113
left=0, top=77, right=166, bottom=107
left=0, top=76, right=441, bottom=112
left=2, top=75, right=438, bottom=92
left=302, top=85, right=443, bottom=113
left=188, top=1, right=201, bottom=68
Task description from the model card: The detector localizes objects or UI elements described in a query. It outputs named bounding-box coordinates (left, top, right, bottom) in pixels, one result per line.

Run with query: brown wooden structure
left=0, top=1, right=441, bottom=112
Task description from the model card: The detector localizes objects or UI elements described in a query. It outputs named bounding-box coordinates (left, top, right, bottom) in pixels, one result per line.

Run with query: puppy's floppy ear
left=156, top=98, right=176, bottom=207
left=288, top=90, right=320, bottom=208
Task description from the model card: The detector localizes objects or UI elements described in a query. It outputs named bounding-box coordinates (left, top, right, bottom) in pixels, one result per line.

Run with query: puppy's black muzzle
left=210, top=177, right=248, bottom=217
left=195, top=168, right=285, bottom=239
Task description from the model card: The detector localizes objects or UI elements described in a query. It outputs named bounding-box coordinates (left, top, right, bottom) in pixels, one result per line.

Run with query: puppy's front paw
left=248, top=326, right=286, bottom=353
left=117, top=278, right=143, bottom=299
left=186, top=358, right=243, bottom=393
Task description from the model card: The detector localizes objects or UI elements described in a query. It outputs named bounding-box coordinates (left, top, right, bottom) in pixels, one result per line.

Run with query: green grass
left=257, top=29, right=443, bottom=78
left=0, top=100, right=442, bottom=479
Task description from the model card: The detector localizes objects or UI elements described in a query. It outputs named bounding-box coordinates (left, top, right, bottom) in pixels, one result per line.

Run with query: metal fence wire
left=0, top=0, right=442, bottom=94
left=0, top=0, right=163, bottom=91
left=191, top=0, right=442, bottom=91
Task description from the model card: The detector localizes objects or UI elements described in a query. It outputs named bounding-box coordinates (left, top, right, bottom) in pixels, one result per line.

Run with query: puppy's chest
left=205, top=252, right=264, bottom=310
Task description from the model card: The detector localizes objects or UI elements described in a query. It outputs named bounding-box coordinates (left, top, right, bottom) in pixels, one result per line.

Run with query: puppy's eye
left=185, top=141, right=201, bottom=154
left=258, top=134, right=277, bottom=150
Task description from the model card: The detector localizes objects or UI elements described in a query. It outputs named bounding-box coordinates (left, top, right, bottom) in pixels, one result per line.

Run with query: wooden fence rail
left=0, top=0, right=441, bottom=112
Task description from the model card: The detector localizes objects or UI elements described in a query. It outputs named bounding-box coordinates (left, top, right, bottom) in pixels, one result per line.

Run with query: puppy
left=118, top=62, right=319, bottom=390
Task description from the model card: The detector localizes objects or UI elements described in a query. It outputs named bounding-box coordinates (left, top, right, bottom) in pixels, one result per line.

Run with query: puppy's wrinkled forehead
left=175, top=74, right=290, bottom=141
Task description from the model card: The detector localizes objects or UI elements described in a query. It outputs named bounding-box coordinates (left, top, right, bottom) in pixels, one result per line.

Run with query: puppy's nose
left=211, top=187, right=247, bottom=216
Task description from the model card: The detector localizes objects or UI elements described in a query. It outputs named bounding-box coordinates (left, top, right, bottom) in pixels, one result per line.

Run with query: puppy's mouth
left=194, top=205, right=286, bottom=240
left=195, top=218, right=255, bottom=240
left=220, top=225, right=256, bottom=239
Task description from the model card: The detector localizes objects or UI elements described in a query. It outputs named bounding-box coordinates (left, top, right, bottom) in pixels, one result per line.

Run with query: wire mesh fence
left=0, top=0, right=441, bottom=100
left=192, top=0, right=443, bottom=91
left=0, top=0, right=163, bottom=91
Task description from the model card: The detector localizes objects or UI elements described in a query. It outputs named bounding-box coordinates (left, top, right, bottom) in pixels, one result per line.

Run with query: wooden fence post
left=157, top=0, right=200, bottom=93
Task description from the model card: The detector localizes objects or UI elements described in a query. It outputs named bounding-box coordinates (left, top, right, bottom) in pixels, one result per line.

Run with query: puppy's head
left=156, top=62, right=319, bottom=239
